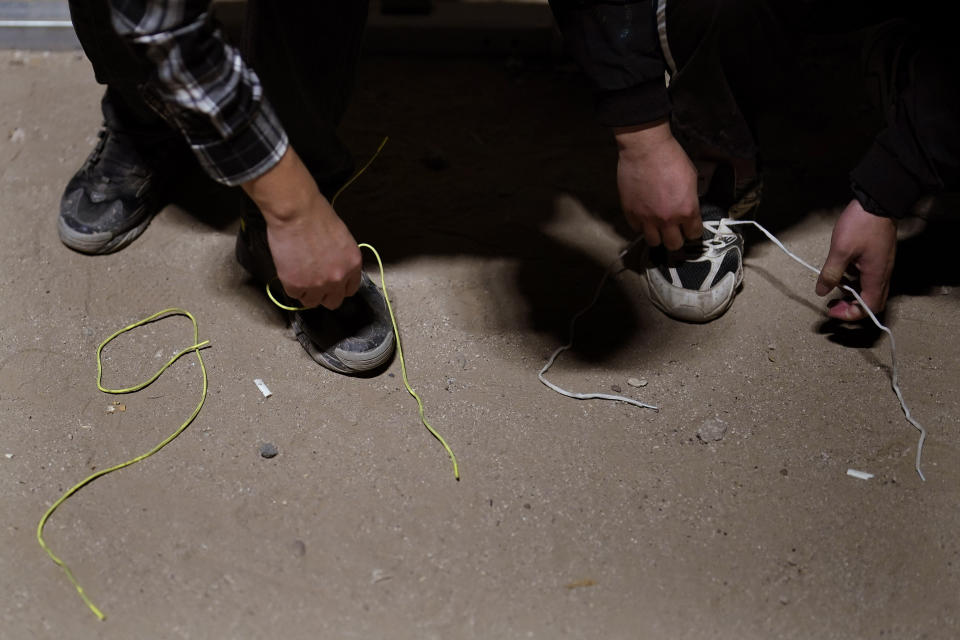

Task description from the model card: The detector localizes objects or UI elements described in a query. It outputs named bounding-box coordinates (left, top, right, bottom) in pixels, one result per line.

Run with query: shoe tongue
left=334, top=296, right=367, bottom=324
left=298, top=296, right=375, bottom=348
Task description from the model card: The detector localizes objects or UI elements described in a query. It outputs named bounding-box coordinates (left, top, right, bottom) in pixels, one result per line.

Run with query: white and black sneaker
left=641, top=203, right=744, bottom=323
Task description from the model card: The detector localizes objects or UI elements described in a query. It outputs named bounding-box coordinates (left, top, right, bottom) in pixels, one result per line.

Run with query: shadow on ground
left=161, top=28, right=954, bottom=364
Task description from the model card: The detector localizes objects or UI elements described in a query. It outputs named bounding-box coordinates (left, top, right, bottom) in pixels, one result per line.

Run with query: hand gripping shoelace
left=720, top=219, right=928, bottom=481
left=265, top=137, right=459, bottom=481
left=541, top=219, right=929, bottom=481
left=37, top=308, right=211, bottom=620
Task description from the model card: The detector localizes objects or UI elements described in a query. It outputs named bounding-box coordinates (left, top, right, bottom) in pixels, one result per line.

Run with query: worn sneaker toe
left=291, top=274, right=396, bottom=374
left=641, top=203, right=744, bottom=323
left=57, top=127, right=169, bottom=255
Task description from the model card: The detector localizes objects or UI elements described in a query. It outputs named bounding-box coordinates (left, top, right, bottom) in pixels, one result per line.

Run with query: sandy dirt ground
left=2, top=42, right=960, bottom=639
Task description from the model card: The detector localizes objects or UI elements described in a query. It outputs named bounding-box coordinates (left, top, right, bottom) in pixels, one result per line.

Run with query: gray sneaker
left=235, top=215, right=395, bottom=374
left=641, top=203, right=744, bottom=323
left=58, top=126, right=169, bottom=254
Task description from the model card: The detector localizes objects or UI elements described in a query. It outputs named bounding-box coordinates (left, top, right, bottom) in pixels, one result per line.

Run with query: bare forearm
left=241, top=146, right=322, bottom=225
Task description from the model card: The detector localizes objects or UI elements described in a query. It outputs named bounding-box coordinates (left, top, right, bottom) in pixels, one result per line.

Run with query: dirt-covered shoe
left=58, top=123, right=178, bottom=254
left=641, top=203, right=744, bottom=323
left=235, top=216, right=395, bottom=374
left=289, top=272, right=396, bottom=374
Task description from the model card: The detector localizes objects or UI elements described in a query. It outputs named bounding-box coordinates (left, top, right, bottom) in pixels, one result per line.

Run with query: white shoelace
left=540, top=219, right=928, bottom=480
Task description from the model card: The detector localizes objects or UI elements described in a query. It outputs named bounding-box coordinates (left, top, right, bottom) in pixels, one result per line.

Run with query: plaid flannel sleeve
left=108, top=0, right=288, bottom=186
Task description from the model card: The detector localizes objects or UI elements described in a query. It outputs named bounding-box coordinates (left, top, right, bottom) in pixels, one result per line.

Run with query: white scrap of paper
left=846, top=468, right=874, bottom=481
left=253, top=378, right=272, bottom=398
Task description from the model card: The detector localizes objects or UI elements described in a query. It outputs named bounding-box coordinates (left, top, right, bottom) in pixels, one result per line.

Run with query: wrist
left=847, top=197, right=896, bottom=226
left=613, top=118, right=673, bottom=159
left=242, top=146, right=324, bottom=226
left=258, top=189, right=322, bottom=228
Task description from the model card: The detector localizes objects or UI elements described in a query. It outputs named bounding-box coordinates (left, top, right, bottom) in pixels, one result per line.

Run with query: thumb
left=816, top=250, right=848, bottom=297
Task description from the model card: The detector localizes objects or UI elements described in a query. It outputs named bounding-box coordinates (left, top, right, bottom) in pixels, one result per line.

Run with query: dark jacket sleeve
left=851, top=27, right=960, bottom=218
left=549, top=0, right=670, bottom=128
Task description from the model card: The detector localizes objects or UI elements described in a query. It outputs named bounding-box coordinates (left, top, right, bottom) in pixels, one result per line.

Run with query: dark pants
left=659, top=0, right=958, bottom=213
left=66, top=0, right=368, bottom=195
left=660, top=0, right=796, bottom=161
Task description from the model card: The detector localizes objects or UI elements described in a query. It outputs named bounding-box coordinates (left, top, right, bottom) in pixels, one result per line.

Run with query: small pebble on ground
left=697, top=418, right=728, bottom=443
left=259, top=443, right=279, bottom=459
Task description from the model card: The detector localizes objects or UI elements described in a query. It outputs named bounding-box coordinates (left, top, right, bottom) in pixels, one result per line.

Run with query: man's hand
left=815, top=199, right=897, bottom=321
left=265, top=197, right=362, bottom=311
left=242, top=146, right=362, bottom=310
left=615, top=119, right=701, bottom=250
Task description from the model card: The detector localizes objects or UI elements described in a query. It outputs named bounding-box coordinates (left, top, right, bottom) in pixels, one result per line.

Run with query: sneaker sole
left=58, top=211, right=156, bottom=255
left=642, top=263, right=743, bottom=323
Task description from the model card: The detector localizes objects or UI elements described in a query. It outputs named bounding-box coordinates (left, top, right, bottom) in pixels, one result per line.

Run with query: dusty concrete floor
left=2, top=47, right=960, bottom=639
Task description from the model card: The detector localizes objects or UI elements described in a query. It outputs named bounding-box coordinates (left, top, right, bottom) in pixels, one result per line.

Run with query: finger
left=289, top=281, right=330, bottom=310
left=287, top=288, right=308, bottom=306
left=854, top=267, right=889, bottom=319
left=681, top=215, right=703, bottom=241
left=815, top=250, right=850, bottom=297
left=826, top=298, right=865, bottom=321
left=642, top=223, right=662, bottom=247
left=660, top=226, right=685, bottom=252
left=321, top=286, right=346, bottom=311
left=344, top=269, right=362, bottom=298
left=297, top=290, right=324, bottom=310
